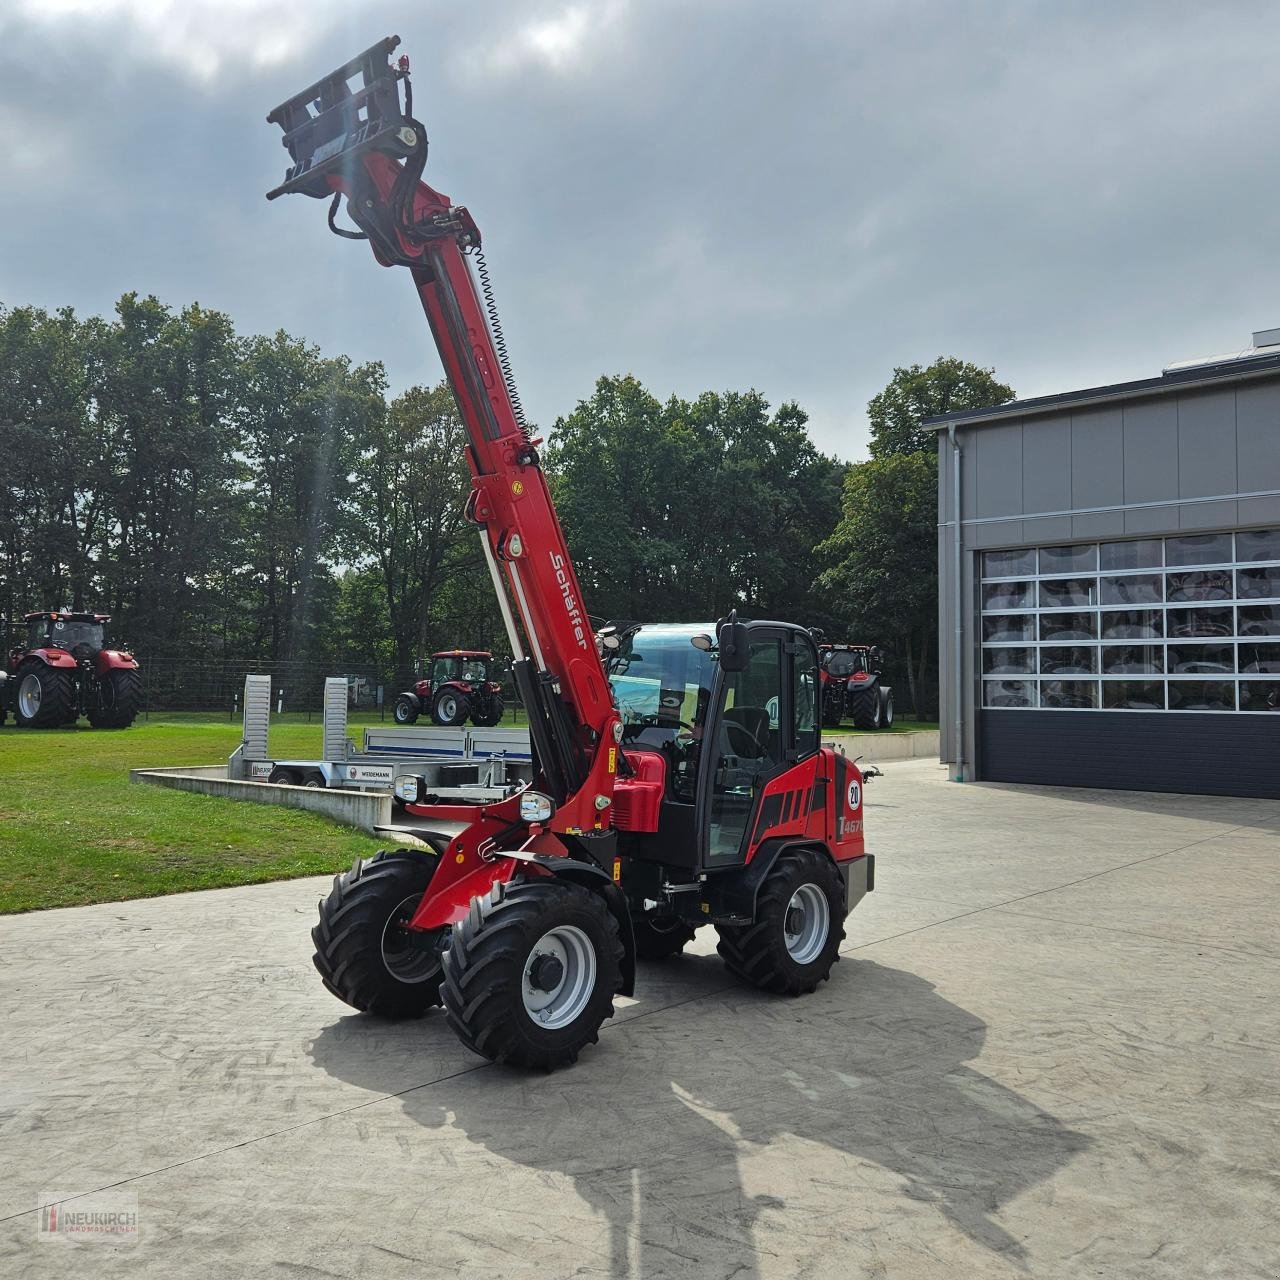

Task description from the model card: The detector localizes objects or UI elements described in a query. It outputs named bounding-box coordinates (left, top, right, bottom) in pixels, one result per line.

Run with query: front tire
left=442, top=878, right=621, bottom=1069
left=87, top=668, right=142, bottom=728
left=432, top=689, right=471, bottom=726
left=312, top=850, right=444, bottom=1017
left=880, top=688, right=894, bottom=728
left=393, top=695, right=419, bottom=725
left=716, top=848, right=846, bottom=995
left=13, top=662, right=75, bottom=728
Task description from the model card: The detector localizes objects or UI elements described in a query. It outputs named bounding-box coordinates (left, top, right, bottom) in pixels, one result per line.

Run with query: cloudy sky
left=2, top=1, right=1279, bottom=459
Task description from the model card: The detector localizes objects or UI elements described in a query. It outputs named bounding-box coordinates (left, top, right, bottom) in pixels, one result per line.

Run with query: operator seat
left=722, top=706, right=771, bottom=759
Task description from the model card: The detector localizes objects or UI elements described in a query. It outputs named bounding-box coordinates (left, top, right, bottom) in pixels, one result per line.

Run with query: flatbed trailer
left=227, top=676, right=532, bottom=799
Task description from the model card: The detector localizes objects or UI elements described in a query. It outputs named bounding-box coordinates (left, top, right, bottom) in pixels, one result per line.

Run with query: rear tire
left=432, top=689, right=471, bottom=726
left=13, top=662, right=75, bottom=728
left=441, top=878, right=621, bottom=1069
left=87, top=668, right=142, bottom=729
left=471, top=695, right=505, bottom=727
left=716, top=848, right=845, bottom=995
left=880, top=689, right=894, bottom=728
left=393, top=695, right=419, bottom=726
left=632, top=915, right=698, bottom=960
left=312, top=849, right=444, bottom=1017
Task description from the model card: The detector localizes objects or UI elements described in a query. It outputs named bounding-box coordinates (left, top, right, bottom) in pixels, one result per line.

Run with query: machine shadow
left=309, top=958, right=1089, bottom=1277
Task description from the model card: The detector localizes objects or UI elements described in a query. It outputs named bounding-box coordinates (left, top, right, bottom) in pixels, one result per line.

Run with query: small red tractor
left=819, top=643, right=893, bottom=730
left=393, top=649, right=505, bottom=727
left=0, top=611, right=142, bottom=729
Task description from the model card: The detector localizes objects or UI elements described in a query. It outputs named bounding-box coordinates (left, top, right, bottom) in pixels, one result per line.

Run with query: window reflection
left=1100, top=539, right=1162, bottom=571
left=1166, top=570, right=1232, bottom=602
left=1101, top=645, right=1164, bottom=674
left=1165, top=533, right=1232, bottom=566
left=1239, top=681, right=1280, bottom=712
left=1166, top=607, right=1232, bottom=639
left=1101, top=609, right=1163, bottom=639
left=1039, top=544, right=1098, bottom=574
left=1040, top=578, right=1098, bottom=608
left=983, top=615, right=1036, bottom=643
left=983, top=647, right=1035, bottom=675
left=1167, top=681, right=1235, bottom=711
left=984, top=680, right=1036, bottom=708
left=1040, top=680, right=1099, bottom=709
left=1102, top=681, right=1165, bottom=710
left=982, top=549, right=1036, bottom=578
left=1101, top=573, right=1162, bottom=605
left=1167, top=643, right=1234, bottom=674
left=1237, top=566, right=1280, bottom=600
left=983, top=581, right=1034, bottom=611
left=1040, top=612, right=1097, bottom=641
left=1239, top=605, right=1280, bottom=637
left=1040, top=647, right=1097, bottom=675
left=1236, top=529, right=1280, bottom=562
left=1239, top=643, right=1280, bottom=674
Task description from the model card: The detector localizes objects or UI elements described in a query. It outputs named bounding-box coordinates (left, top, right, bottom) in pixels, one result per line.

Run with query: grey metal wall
left=938, top=375, right=1280, bottom=777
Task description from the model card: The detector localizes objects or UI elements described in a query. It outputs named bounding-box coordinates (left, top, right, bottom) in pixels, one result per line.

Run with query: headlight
left=519, top=790, right=555, bottom=823
left=394, top=775, right=422, bottom=803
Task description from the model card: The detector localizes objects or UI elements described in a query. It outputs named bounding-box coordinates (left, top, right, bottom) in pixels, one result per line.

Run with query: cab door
left=699, top=627, right=792, bottom=868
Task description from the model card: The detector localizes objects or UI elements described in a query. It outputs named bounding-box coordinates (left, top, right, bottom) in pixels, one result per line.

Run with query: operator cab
left=822, top=647, right=868, bottom=678
left=24, top=613, right=106, bottom=658
left=608, top=621, right=819, bottom=870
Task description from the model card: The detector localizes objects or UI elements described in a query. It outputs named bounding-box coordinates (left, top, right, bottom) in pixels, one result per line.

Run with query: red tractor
left=268, top=39, right=874, bottom=1070
left=393, top=649, right=505, bottom=727
left=819, top=643, right=894, bottom=730
left=0, top=611, right=142, bottom=729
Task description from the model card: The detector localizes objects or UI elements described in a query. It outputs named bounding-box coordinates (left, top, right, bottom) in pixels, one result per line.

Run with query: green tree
left=353, top=382, right=479, bottom=670
left=868, top=357, right=1013, bottom=457
left=546, top=375, right=842, bottom=626
left=819, top=357, right=1015, bottom=715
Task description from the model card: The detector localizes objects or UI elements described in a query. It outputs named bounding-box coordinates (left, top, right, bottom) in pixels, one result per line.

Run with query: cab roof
left=24, top=611, right=110, bottom=623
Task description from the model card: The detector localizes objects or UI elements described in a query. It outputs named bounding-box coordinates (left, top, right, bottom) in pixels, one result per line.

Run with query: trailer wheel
left=393, top=695, right=419, bottom=725
left=632, top=915, right=698, bottom=960
left=716, top=848, right=846, bottom=995
left=13, top=662, right=75, bottom=728
left=302, top=771, right=326, bottom=789
left=267, top=767, right=300, bottom=785
left=441, top=878, right=621, bottom=1069
left=848, top=684, right=881, bottom=730
left=312, top=849, right=444, bottom=1017
left=87, top=669, right=142, bottom=729
left=432, top=689, right=471, bottom=726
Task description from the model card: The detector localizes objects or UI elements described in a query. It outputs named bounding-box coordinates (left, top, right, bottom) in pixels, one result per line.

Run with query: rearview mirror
left=717, top=611, right=750, bottom=672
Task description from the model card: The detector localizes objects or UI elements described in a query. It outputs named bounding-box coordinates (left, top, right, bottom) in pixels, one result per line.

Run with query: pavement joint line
left=0, top=981, right=738, bottom=1228
left=1, top=822, right=1257, bottom=1228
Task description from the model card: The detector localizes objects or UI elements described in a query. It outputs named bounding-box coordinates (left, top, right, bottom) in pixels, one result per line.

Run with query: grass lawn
left=0, top=717, right=386, bottom=914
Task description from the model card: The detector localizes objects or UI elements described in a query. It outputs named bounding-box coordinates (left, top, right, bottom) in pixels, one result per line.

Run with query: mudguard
left=96, top=650, right=139, bottom=671
left=29, top=648, right=77, bottom=670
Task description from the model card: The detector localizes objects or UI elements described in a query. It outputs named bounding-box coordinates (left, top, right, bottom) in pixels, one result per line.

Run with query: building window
left=980, top=530, right=1280, bottom=713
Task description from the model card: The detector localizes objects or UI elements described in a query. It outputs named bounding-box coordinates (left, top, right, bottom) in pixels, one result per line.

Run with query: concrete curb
left=130, top=766, right=392, bottom=834
left=824, top=729, right=940, bottom=763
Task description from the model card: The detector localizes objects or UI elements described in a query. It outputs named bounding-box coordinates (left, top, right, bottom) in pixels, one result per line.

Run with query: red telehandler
left=267, top=38, right=873, bottom=1069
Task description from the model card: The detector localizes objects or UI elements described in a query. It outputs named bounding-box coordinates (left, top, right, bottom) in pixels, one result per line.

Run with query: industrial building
left=933, top=330, right=1280, bottom=798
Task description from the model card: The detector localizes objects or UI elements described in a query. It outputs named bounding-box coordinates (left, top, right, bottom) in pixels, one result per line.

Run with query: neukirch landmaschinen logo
left=38, top=1190, right=139, bottom=1243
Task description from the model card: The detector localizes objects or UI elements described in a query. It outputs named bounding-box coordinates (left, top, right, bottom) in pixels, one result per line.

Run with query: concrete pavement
left=2, top=759, right=1278, bottom=1278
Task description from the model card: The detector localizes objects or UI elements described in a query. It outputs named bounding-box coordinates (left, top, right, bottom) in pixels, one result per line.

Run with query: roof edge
left=926, top=350, right=1280, bottom=430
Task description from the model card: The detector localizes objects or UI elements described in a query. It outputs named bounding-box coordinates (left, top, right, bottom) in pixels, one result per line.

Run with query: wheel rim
left=783, top=884, right=830, bottom=965
left=380, top=894, right=443, bottom=984
left=395, top=703, right=410, bottom=722
left=17, top=675, right=41, bottom=719
left=439, top=694, right=457, bottom=720
left=522, top=925, right=597, bottom=1029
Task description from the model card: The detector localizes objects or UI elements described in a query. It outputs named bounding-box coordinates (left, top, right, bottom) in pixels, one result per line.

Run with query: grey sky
left=2, top=1, right=1278, bottom=460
